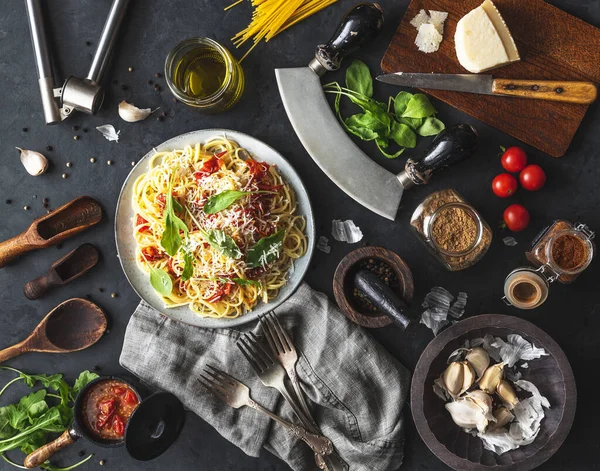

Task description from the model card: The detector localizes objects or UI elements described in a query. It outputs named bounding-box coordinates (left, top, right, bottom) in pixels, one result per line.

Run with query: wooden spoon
left=24, top=244, right=100, bottom=300
left=0, top=298, right=108, bottom=363
left=0, top=196, right=102, bottom=269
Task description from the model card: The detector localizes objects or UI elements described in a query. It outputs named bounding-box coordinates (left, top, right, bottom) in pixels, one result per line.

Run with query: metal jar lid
left=503, top=267, right=550, bottom=310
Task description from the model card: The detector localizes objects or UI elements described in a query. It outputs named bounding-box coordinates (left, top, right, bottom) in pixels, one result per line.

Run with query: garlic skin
left=17, top=148, right=48, bottom=176
left=118, top=101, right=152, bottom=122
left=446, top=398, right=489, bottom=432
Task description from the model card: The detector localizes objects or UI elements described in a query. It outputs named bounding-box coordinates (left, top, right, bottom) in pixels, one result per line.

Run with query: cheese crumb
left=415, top=23, right=443, bottom=54
left=429, top=10, right=449, bottom=35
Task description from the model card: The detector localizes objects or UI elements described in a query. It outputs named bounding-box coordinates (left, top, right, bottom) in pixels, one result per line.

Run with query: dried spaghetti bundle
left=227, top=0, right=338, bottom=60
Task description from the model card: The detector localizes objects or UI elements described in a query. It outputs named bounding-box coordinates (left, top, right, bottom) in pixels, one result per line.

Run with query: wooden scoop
left=0, top=298, right=108, bottom=363
left=0, top=196, right=102, bottom=269
left=24, top=244, right=100, bottom=300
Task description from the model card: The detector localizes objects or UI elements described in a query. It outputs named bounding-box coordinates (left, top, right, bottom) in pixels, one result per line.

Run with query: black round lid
left=124, top=391, right=185, bottom=461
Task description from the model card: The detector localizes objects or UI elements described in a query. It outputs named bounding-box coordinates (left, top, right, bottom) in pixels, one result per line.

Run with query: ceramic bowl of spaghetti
left=115, top=130, right=315, bottom=328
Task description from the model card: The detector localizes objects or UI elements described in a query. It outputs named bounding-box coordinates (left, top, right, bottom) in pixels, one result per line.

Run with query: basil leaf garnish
left=160, top=173, right=189, bottom=256
left=150, top=267, right=172, bottom=296
left=246, top=230, right=285, bottom=268
left=232, top=278, right=261, bottom=287
left=203, top=190, right=252, bottom=214
left=203, top=229, right=243, bottom=259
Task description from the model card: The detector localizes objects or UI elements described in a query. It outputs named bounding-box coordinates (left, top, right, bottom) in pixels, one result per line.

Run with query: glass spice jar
left=410, top=189, right=493, bottom=271
left=165, top=38, right=245, bottom=113
left=503, top=220, right=595, bottom=309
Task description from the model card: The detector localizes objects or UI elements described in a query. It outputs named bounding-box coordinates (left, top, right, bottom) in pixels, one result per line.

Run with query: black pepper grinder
left=354, top=269, right=434, bottom=368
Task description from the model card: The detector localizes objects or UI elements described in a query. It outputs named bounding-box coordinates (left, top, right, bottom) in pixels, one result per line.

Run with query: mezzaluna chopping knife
left=276, top=3, right=478, bottom=221
left=376, top=72, right=598, bottom=104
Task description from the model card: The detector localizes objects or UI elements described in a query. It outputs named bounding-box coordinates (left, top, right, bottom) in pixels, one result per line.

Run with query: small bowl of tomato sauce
left=82, top=377, right=141, bottom=442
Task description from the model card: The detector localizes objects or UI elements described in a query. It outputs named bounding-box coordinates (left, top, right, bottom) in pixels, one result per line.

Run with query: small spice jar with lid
left=503, top=220, right=595, bottom=309
left=410, top=189, right=493, bottom=271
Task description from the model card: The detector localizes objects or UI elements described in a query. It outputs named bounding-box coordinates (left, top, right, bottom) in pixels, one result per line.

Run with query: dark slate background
left=0, top=0, right=599, bottom=469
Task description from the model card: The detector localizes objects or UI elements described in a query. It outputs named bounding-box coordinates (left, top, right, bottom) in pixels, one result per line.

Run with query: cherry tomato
left=492, top=173, right=518, bottom=198
left=113, top=386, right=126, bottom=395
left=503, top=204, right=530, bottom=232
left=123, top=389, right=139, bottom=406
left=112, top=415, right=125, bottom=437
left=501, top=146, right=528, bottom=173
left=519, top=164, right=546, bottom=191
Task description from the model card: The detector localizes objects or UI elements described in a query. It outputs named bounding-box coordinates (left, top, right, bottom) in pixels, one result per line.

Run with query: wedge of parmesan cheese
left=416, top=23, right=444, bottom=53
left=455, top=0, right=520, bottom=73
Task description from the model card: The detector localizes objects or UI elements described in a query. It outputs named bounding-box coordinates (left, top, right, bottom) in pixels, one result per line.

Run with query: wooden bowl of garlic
left=411, top=314, right=576, bottom=471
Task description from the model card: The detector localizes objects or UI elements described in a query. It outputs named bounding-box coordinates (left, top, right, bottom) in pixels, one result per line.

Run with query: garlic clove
left=460, top=361, right=476, bottom=395
left=487, top=406, right=515, bottom=431
left=442, top=362, right=465, bottom=397
left=17, top=147, right=48, bottom=176
left=465, top=347, right=490, bottom=380
left=496, top=379, right=519, bottom=409
left=478, top=362, right=504, bottom=393
left=118, top=100, right=153, bottom=122
left=445, top=397, right=488, bottom=432
left=466, top=390, right=495, bottom=421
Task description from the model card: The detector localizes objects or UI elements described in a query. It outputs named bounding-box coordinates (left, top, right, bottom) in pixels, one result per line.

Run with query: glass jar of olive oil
left=165, top=38, right=244, bottom=113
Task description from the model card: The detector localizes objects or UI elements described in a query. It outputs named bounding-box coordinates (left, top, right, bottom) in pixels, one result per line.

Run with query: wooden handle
left=24, top=430, right=76, bottom=468
left=0, top=233, right=38, bottom=269
left=0, top=340, right=28, bottom=363
left=492, top=79, right=598, bottom=104
left=24, top=274, right=55, bottom=300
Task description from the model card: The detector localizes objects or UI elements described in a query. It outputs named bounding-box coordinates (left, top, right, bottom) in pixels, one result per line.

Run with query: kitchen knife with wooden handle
left=376, top=72, right=598, bottom=104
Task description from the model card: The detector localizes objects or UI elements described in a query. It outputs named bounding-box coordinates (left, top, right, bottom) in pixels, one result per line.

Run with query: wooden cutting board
left=380, top=0, right=600, bottom=157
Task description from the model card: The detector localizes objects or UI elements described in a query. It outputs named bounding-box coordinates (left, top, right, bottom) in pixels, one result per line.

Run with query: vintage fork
left=260, top=312, right=318, bottom=430
left=237, top=332, right=316, bottom=431
left=199, top=365, right=333, bottom=459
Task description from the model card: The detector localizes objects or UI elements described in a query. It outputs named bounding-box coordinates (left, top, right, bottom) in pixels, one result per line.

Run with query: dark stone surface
left=0, top=0, right=598, bottom=470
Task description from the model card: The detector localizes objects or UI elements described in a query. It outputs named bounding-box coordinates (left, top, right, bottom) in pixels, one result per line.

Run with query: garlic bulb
left=446, top=397, right=489, bottom=432
left=479, top=363, right=504, bottom=393
left=465, top=347, right=490, bottom=379
left=17, top=148, right=48, bottom=176
left=118, top=100, right=153, bottom=122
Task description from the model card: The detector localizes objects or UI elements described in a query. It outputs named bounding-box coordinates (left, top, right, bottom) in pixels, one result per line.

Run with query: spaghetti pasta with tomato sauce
left=132, top=136, right=307, bottom=319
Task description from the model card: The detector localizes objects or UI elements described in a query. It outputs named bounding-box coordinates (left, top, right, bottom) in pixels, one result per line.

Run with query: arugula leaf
left=203, top=230, right=242, bottom=259
left=150, top=267, right=172, bottom=296
left=70, top=371, right=98, bottom=401
left=397, top=117, right=423, bottom=130
left=246, top=230, right=285, bottom=268
left=376, top=140, right=405, bottom=159
left=181, top=251, right=194, bottom=281
left=401, top=93, right=437, bottom=118
left=160, top=173, right=189, bottom=256
left=416, top=116, right=445, bottom=136
left=393, top=91, right=413, bottom=117
left=0, top=408, right=62, bottom=450
left=391, top=122, right=417, bottom=148
left=345, top=60, right=373, bottom=97
left=232, top=278, right=261, bottom=287
left=203, top=190, right=257, bottom=214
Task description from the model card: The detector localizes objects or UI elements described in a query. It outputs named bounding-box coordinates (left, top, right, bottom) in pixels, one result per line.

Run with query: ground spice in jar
left=352, top=258, right=399, bottom=313
left=551, top=234, right=586, bottom=270
left=431, top=206, right=478, bottom=253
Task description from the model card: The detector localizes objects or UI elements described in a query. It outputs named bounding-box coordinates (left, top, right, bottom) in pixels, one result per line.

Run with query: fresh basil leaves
left=150, top=267, right=173, bottom=296
left=232, top=278, right=261, bottom=287
left=160, top=174, right=189, bottom=256
left=203, top=229, right=243, bottom=259
left=324, top=60, right=445, bottom=159
left=246, top=230, right=285, bottom=268
left=203, top=190, right=252, bottom=214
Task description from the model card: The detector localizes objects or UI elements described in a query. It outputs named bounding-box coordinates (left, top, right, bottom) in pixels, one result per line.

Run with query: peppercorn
left=98, top=287, right=104, bottom=293
left=5, top=199, right=11, bottom=204
left=113, top=79, right=118, bottom=85
left=85, top=40, right=92, bottom=46
left=131, top=161, right=136, bottom=166
left=66, top=162, right=72, bottom=168
left=22, top=127, right=28, bottom=132
left=43, top=203, right=48, bottom=208
left=147, top=79, right=153, bottom=85
left=111, top=292, right=118, bottom=298
left=93, top=365, right=100, bottom=371
left=157, top=116, right=163, bottom=122
left=78, top=450, right=85, bottom=457
left=161, top=111, right=167, bottom=117
left=121, top=84, right=128, bottom=90
left=128, top=67, right=133, bottom=72
left=99, top=460, right=105, bottom=466
left=72, top=125, right=79, bottom=131
left=46, top=145, right=53, bottom=151
left=43, top=198, right=48, bottom=204
left=62, top=173, right=68, bottom=179
left=172, top=98, right=177, bottom=103
left=155, top=72, right=161, bottom=78
left=107, top=160, right=113, bottom=165
left=83, top=128, right=88, bottom=133
left=90, top=157, right=96, bottom=163
left=23, top=205, right=29, bottom=210
left=73, top=135, right=79, bottom=140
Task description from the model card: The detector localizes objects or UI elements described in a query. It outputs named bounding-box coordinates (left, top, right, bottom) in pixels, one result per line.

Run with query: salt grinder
left=25, top=0, right=131, bottom=124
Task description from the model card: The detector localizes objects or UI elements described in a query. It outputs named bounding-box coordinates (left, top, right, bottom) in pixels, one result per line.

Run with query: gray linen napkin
left=119, top=282, right=410, bottom=471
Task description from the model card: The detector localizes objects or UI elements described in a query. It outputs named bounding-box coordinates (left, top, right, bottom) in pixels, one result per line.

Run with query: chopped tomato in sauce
left=142, top=246, right=164, bottom=262
left=194, top=156, right=222, bottom=180
left=246, top=159, right=270, bottom=180
left=135, top=214, right=150, bottom=233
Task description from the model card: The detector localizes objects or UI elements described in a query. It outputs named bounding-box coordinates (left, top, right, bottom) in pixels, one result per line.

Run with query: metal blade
left=376, top=72, right=494, bottom=95
left=276, top=67, right=403, bottom=221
